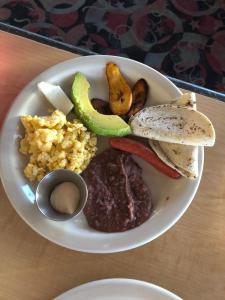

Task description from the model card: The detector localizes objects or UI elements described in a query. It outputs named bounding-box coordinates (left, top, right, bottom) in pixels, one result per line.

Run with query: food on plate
left=130, top=104, right=215, bottom=146
left=50, top=182, right=80, bottom=215
left=19, top=110, right=97, bottom=181
left=38, top=82, right=74, bottom=115
left=149, top=93, right=198, bottom=179
left=91, top=98, right=111, bottom=115
left=18, top=62, right=213, bottom=235
left=71, top=72, right=131, bottom=136
left=149, top=141, right=198, bottom=179
left=127, top=79, right=149, bottom=118
left=91, top=78, right=149, bottom=121
left=106, top=62, right=132, bottom=115
left=110, top=138, right=181, bottom=179
left=82, top=148, right=153, bottom=232
left=171, top=92, right=196, bottom=109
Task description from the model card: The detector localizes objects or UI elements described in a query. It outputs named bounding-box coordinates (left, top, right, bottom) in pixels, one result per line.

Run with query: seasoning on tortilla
left=130, top=98, right=215, bottom=147
left=149, top=93, right=199, bottom=179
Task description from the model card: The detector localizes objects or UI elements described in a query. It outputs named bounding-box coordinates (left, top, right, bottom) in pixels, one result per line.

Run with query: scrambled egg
left=20, top=110, right=97, bottom=181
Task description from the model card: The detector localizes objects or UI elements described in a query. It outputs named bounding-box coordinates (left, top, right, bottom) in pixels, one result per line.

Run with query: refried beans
left=82, top=148, right=153, bottom=232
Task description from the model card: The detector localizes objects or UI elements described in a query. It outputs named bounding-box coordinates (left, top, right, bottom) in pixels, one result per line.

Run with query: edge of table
left=1, top=22, right=225, bottom=102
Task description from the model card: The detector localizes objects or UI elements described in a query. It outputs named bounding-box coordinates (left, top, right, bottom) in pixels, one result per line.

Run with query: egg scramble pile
left=20, top=110, right=97, bottom=181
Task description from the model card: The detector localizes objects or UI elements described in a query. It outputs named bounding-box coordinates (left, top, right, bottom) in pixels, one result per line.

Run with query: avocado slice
left=71, top=73, right=132, bottom=136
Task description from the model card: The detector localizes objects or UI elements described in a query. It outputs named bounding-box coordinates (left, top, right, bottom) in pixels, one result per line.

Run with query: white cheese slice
left=38, top=81, right=74, bottom=115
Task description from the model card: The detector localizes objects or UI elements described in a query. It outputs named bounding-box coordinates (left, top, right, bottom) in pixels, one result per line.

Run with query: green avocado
left=71, top=72, right=132, bottom=136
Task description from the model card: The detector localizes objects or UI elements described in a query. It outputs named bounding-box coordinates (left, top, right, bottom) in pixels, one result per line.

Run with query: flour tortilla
left=130, top=95, right=215, bottom=147
left=149, top=140, right=198, bottom=179
left=149, top=93, right=198, bottom=179
left=171, top=92, right=197, bottom=109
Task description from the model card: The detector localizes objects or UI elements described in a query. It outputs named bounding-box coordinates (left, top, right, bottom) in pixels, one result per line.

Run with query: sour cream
left=50, top=182, right=80, bottom=215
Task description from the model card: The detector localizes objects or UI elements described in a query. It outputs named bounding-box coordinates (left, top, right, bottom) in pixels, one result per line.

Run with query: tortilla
left=149, top=93, right=198, bottom=179
left=130, top=98, right=215, bottom=147
left=171, top=92, right=197, bottom=109
left=149, top=139, right=198, bottom=179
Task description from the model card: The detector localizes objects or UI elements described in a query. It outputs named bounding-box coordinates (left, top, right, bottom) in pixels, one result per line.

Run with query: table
left=0, top=30, right=225, bottom=300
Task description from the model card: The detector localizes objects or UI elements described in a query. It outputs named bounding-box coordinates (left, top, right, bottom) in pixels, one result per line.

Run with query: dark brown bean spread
left=82, top=148, right=153, bottom=232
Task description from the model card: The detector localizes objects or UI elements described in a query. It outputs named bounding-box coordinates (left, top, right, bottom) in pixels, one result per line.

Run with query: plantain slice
left=106, top=62, right=132, bottom=115
left=91, top=98, right=111, bottom=115
left=127, top=79, right=149, bottom=118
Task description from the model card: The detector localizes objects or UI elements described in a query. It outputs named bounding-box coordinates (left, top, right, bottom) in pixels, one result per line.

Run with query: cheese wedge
left=38, top=82, right=74, bottom=115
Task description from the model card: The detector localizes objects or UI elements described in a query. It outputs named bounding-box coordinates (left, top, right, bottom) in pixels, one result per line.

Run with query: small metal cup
left=35, top=169, right=88, bottom=221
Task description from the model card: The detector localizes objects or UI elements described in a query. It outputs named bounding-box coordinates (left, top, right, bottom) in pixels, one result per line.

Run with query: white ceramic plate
left=0, top=55, right=203, bottom=253
left=54, top=278, right=182, bottom=300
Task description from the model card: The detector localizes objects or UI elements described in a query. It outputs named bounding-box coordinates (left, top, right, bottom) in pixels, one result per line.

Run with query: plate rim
left=53, top=278, right=182, bottom=300
left=0, top=55, right=204, bottom=253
